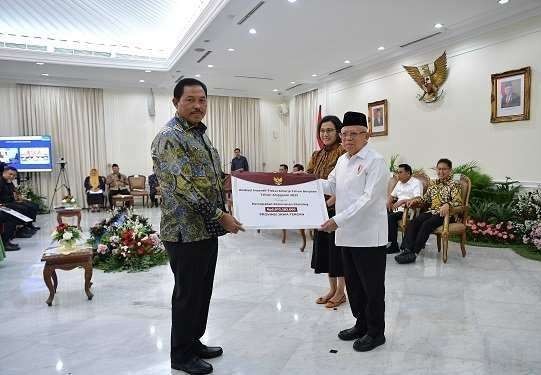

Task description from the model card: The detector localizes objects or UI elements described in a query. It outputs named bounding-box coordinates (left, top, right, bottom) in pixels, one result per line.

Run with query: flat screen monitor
left=0, top=135, right=53, bottom=172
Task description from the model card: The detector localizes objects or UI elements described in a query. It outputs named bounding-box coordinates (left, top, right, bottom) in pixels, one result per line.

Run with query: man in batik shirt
left=395, top=158, right=462, bottom=264
left=151, top=78, right=244, bottom=375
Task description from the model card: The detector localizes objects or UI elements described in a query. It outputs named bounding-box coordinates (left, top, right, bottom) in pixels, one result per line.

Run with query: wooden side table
left=41, top=247, right=94, bottom=306
left=55, top=207, right=82, bottom=230
left=111, top=194, right=134, bottom=208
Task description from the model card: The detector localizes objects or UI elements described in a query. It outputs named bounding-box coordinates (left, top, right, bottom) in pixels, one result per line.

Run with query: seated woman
left=148, top=173, right=160, bottom=207
left=84, top=168, right=106, bottom=212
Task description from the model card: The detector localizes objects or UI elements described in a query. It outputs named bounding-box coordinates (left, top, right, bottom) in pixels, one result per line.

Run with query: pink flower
left=97, top=244, right=108, bottom=254
left=479, top=222, right=486, bottom=227
left=503, top=235, right=508, bottom=239
left=510, top=234, right=515, bottom=240
left=472, top=225, right=478, bottom=230
left=497, top=233, right=503, bottom=238
left=496, top=224, right=501, bottom=230
left=472, top=230, right=479, bottom=234
left=507, top=224, right=513, bottom=230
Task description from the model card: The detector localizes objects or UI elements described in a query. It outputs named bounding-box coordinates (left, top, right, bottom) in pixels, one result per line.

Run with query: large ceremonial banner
left=231, top=172, right=328, bottom=229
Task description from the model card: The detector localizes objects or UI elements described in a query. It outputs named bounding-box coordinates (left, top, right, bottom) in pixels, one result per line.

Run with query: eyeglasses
left=339, top=131, right=367, bottom=139
left=319, top=129, right=336, bottom=134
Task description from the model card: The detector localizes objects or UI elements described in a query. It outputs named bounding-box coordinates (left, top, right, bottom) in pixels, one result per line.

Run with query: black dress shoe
left=171, top=356, right=213, bottom=374
left=15, top=230, right=33, bottom=239
left=4, top=242, right=21, bottom=251
left=386, top=243, right=400, bottom=254
left=30, top=224, right=40, bottom=230
left=194, top=343, right=223, bottom=359
left=353, top=334, right=386, bottom=352
left=395, top=250, right=416, bottom=264
left=338, top=326, right=365, bottom=341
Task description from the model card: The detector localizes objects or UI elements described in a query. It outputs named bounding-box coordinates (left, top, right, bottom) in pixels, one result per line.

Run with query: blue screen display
left=0, top=136, right=53, bottom=172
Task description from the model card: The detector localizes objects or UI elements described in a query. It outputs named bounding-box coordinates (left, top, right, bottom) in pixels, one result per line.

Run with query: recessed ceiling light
left=273, top=89, right=279, bottom=92
left=288, top=0, right=297, bottom=2
left=36, top=62, right=45, bottom=65
left=195, top=74, right=201, bottom=77
left=344, top=60, right=351, bottom=64
left=249, top=28, right=257, bottom=34
left=378, top=46, right=385, bottom=51
left=145, top=70, right=152, bottom=73
left=434, top=23, right=443, bottom=29
left=227, top=48, right=235, bottom=52
left=41, top=73, right=49, bottom=76
left=139, top=79, right=145, bottom=83
left=207, top=64, right=214, bottom=68
left=290, top=81, right=296, bottom=84
left=498, top=0, right=509, bottom=4
left=312, top=74, right=318, bottom=77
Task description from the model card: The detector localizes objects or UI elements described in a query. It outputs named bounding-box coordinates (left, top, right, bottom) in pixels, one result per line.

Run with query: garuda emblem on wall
left=403, top=51, right=448, bottom=103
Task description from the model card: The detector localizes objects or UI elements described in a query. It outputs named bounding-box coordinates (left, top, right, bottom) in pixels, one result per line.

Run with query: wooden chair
left=389, top=172, right=430, bottom=237
left=128, top=175, right=149, bottom=207
left=432, top=175, right=471, bottom=263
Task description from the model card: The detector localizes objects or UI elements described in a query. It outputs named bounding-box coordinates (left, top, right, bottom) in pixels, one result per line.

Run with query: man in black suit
left=501, top=82, right=520, bottom=108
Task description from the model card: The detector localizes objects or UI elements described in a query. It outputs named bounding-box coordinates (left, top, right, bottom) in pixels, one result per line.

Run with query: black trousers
left=401, top=212, right=444, bottom=253
left=342, top=246, right=387, bottom=338
left=0, top=212, right=17, bottom=242
left=108, top=189, right=130, bottom=207
left=387, top=211, right=403, bottom=246
left=164, top=237, right=218, bottom=362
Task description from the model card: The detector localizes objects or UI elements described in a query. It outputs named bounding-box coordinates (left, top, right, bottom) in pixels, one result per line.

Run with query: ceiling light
left=288, top=0, right=297, bottom=2
left=36, top=62, right=44, bottom=65
left=498, top=0, right=509, bottom=4
left=312, top=74, right=318, bottom=77
left=41, top=73, right=49, bottom=76
left=145, top=70, right=152, bottom=73
left=207, top=64, right=214, bottom=68
left=434, top=23, right=443, bottom=29
left=273, top=89, right=279, bottom=92
left=290, top=81, right=296, bottom=84
left=249, top=28, right=257, bottom=34
left=344, top=60, right=351, bottom=64
left=195, top=74, right=201, bottom=77
left=139, top=79, right=145, bottom=83
left=378, top=46, right=385, bottom=51
left=227, top=48, right=235, bottom=52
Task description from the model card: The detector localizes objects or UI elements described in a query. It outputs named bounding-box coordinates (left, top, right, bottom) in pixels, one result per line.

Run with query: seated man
left=148, top=172, right=160, bottom=207
left=0, top=166, right=39, bottom=237
left=395, top=158, right=462, bottom=264
left=292, top=164, right=304, bottom=172
left=278, top=164, right=288, bottom=173
left=0, top=208, right=21, bottom=251
left=106, top=163, right=130, bottom=207
left=386, top=164, right=422, bottom=254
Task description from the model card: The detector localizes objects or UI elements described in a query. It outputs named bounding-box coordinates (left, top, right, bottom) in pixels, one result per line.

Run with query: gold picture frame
left=491, top=67, right=531, bottom=123
left=368, top=99, right=388, bottom=136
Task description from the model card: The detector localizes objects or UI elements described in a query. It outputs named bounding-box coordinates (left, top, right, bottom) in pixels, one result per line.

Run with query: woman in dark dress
left=307, top=115, right=347, bottom=308
left=84, top=168, right=106, bottom=212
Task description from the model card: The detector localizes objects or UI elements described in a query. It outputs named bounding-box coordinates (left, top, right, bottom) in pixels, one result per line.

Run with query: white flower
left=63, top=232, right=73, bottom=240
left=51, top=231, right=58, bottom=238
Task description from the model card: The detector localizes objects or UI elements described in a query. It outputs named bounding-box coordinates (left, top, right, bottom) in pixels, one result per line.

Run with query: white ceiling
left=1, top=0, right=541, bottom=99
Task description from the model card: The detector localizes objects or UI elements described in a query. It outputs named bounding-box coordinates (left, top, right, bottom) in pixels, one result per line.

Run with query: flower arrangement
left=62, top=195, right=77, bottom=206
left=89, top=208, right=167, bottom=272
left=52, top=223, right=82, bottom=249
left=522, top=221, right=541, bottom=251
left=465, top=219, right=516, bottom=244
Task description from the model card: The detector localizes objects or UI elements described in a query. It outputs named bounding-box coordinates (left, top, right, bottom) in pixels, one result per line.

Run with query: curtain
left=293, top=89, right=318, bottom=167
left=205, top=96, right=261, bottom=173
left=16, top=84, right=107, bottom=209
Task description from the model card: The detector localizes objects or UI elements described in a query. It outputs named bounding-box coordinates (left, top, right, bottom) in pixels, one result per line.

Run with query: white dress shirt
left=320, top=146, right=389, bottom=248
left=391, top=177, right=423, bottom=212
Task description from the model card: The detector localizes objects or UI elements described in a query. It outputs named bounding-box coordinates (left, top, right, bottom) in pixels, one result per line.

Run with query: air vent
left=237, top=1, right=265, bottom=25
left=194, top=47, right=206, bottom=52
left=328, top=66, right=353, bottom=75
left=400, top=32, right=442, bottom=48
left=197, top=50, right=212, bottom=63
left=27, top=44, right=47, bottom=52
left=175, top=75, right=185, bottom=83
left=234, top=75, right=273, bottom=80
left=213, top=87, right=248, bottom=92
left=286, top=83, right=303, bottom=91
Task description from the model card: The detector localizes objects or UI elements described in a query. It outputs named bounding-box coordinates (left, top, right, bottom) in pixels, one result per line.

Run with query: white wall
left=102, top=88, right=173, bottom=176
left=318, top=16, right=541, bottom=183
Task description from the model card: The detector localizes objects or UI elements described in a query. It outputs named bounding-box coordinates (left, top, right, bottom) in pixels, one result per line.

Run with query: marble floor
left=1, top=208, right=541, bottom=375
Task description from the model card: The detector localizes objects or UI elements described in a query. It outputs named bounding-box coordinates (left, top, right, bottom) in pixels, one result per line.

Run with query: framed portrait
left=491, top=67, right=531, bottom=123
left=368, top=99, right=388, bottom=136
